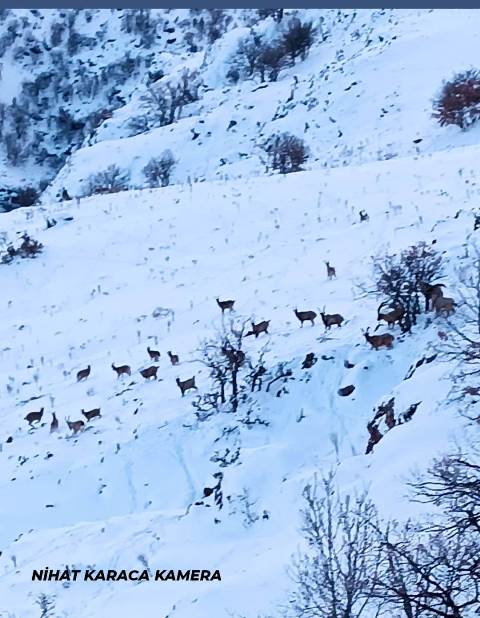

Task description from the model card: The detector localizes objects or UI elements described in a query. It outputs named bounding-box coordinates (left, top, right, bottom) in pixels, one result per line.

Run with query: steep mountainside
left=0, top=8, right=479, bottom=618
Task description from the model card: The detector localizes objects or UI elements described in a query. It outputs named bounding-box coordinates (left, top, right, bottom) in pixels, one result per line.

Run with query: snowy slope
left=0, top=146, right=478, bottom=617
left=0, top=8, right=479, bottom=618
left=2, top=9, right=480, bottom=206
left=43, top=9, right=480, bottom=199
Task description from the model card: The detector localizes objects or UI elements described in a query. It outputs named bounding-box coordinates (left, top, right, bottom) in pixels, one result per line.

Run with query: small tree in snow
left=85, top=164, right=130, bottom=196
left=373, top=242, right=443, bottom=332
left=140, top=69, right=201, bottom=128
left=433, top=69, right=480, bottom=130
left=256, top=41, right=288, bottom=82
left=193, top=319, right=268, bottom=419
left=36, top=593, right=55, bottom=618
left=143, top=150, right=176, bottom=187
left=262, top=132, right=309, bottom=174
left=234, top=33, right=263, bottom=79
left=194, top=320, right=249, bottom=416
left=281, top=17, right=316, bottom=65
left=230, top=34, right=288, bottom=83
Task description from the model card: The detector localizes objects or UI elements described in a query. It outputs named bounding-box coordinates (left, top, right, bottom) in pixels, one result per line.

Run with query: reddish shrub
left=433, top=69, right=480, bottom=130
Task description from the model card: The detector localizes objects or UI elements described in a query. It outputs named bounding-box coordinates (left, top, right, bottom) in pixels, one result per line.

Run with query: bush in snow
left=225, top=66, right=240, bottom=85
left=127, top=114, right=151, bottom=137
left=433, top=69, right=480, bottom=130
left=232, top=33, right=262, bottom=79
left=281, top=17, right=316, bottom=65
left=205, top=9, right=232, bottom=44
left=373, top=241, right=443, bottom=333
left=1, top=233, right=43, bottom=264
left=140, top=69, right=202, bottom=129
left=143, top=150, right=176, bottom=187
left=11, top=186, right=39, bottom=209
left=84, top=164, right=131, bottom=196
left=262, top=132, right=309, bottom=174
left=256, top=41, right=288, bottom=82
left=230, top=33, right=288, bottom=83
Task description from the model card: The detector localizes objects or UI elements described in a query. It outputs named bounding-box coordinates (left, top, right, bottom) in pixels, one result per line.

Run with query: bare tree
left=234, top=33, right=261, bottom=78
left=287, top=473, right=382, bottom=618
left=373, top=242, right=443, bottom=332
left=36, top=594, right=55, bottom=618
left=374, top=522, right=480, bottom=618
left=230, top=487, right=260, bottom=528
left=451, top=243, right=480, bottom=333
left=143, top=150, right=176, bottom=187
left=231, top=33, right=288, bottom=83
left=410, top=445, right=480, bottom=536
left=372, top=444, right=480, bottom=617
left=140, top=69, right=201, bottom=128
left=262, top=132, right=309, bottom=174
left=194, top=320, right=263, bottom=416
left=440, top=244, right=480, bottom=391
left=281, top=17, right=316, bottom=65
left=84, top=164, right=130, bottom=196
left=287, top=452, right=480, bottom=618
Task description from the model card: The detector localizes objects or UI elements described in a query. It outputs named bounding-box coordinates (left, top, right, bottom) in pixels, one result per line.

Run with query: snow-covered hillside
left=1, top=8, right=480, bottom=209
left=0, top=8, right=479, bottom=618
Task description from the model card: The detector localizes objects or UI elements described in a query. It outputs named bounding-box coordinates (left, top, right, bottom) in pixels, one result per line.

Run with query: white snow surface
left=0, top=8, right=478, bottom=618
